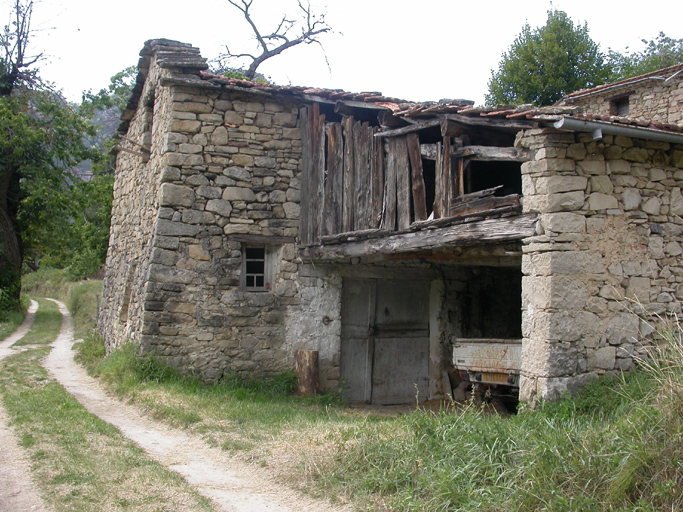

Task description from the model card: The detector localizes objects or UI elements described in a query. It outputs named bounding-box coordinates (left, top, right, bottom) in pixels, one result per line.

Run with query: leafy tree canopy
left=485, top=9, right=612, bottom=106
left=608, top=32, right=683, bottom=81
left=0, top=0, right=116, bottom=310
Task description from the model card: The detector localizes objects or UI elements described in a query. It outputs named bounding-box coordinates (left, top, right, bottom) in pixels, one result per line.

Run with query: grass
left=18, top=269, right=683, bottom=511
left=0, top=308, right=25, bottom=341
left=0, top=348, right=214, bottom=512
left=12, top=298, right=63, bottom=346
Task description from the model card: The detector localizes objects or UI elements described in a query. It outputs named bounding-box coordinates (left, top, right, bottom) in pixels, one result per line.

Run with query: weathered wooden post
left=295, top=350, right=319, bottom=396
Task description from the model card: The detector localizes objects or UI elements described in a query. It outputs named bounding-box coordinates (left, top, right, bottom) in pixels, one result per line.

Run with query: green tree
left=0, top=0, right=99, bottom=310
left=608, top=32, right=683, bottom=80
left=486, top=10, right=612, bottom=106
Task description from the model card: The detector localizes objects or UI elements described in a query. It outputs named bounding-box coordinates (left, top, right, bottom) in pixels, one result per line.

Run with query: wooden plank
left=457, top=158, right=465, bottom=197
left=407, top=133, right=427, bottom=222
left=395, top=136, right=411, bottom=230
left=443, top=113, right=536, bottom=131
left=412, top=204, right=521, bottom=231
left=451, top=146, right=532, bottom=161
left=319, top=228, right=390, bottom=245
left=341, top=278, right=375, bottom=403
left=374, top=119, right=441, bottom=138
left=324, top=123, right=344, bottom=236
left=433, top=142, right=442, bottom=218
left=300, top=214, right=538, bottom=260
left=370, top=126, right=384, bottom=228
left=298, top=107, right=312, bottom=245
left=354, top=121, right=372, bottom=231
left=382, top=138, right=398, bottom=231
left=342, top=116, right=355, bottom=233
left=312, top=103, right=326, bottom=242
left=378, top=110, right=408, bottom=129
left=441, top=136, right=452, bottom=218
left=452, top=185, right=503, bottom=204
left=228, top=234, right=296, bottom=245
left=441, top=119, right=466, bottom=138
left=449, top=194, right=521, bottom=218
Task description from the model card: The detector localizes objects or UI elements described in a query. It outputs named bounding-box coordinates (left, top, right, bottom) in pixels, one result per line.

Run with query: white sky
left=10, top=0, right=683, bottom=106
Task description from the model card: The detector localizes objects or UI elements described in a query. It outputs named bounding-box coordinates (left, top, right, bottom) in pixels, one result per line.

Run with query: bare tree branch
left=0, top=0, right=43, bottom=96
left=221, top=0, right=331, bottom=80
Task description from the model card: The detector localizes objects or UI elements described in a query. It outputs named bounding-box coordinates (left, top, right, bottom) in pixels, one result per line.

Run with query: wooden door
left=340, top=279, right=375, bottom=403
left=341, top=278, right=430, bottom=405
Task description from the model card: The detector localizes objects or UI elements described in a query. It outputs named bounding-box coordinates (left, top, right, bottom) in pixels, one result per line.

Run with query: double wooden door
left=340, top=278, right=430, bottom=405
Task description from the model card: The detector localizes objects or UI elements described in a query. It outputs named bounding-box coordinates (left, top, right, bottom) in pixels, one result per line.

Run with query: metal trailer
left=452, top=338, right=522, bottom=407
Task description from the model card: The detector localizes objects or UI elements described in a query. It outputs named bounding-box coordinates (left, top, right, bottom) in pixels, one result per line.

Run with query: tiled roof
left=561, top=63, right=683, bottom=100
left=118, top=40, right=683, bottom=140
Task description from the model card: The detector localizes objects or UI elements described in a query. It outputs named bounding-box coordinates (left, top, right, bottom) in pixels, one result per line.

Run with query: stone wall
left=140, top=87, right=305, bottom=380
left=99, top=41, right=308, bottom=381
left=99, top=51, right=174, bottom=350
left=563, top=71, right=683, bottom=125
left=518, top=127, right=683, bottom=401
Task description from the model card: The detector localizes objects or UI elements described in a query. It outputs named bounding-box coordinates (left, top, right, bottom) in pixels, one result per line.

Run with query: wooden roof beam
left=299, top=214, right=537, bottom=261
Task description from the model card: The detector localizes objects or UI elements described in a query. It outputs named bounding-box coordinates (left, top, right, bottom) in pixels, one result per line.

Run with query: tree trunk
left=0, top=168, right=22, bottom=310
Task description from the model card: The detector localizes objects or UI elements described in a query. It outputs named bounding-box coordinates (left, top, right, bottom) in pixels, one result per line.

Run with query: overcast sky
left=11, top=0, right=683, bottom=106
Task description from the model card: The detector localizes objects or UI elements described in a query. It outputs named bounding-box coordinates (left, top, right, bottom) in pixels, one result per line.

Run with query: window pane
left=255, top=276, right=264, bottom=287
left=245, top=247, right=265, bottom=260
left=246, top=260, right=265, bottom=274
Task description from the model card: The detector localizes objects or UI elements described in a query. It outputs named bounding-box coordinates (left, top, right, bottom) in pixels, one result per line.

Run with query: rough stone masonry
left=99, top=39, right=683, bottom=402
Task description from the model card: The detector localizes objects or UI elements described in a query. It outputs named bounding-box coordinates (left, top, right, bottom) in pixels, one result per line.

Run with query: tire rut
left=42, top=299, right=351, bottom=512
left=0, top=299, right=51, bottom=512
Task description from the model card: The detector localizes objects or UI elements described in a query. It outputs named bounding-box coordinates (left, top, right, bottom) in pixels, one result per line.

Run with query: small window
left=611, top=96, right=630, bottom=116
left=241, top=245, right=271, bottom=291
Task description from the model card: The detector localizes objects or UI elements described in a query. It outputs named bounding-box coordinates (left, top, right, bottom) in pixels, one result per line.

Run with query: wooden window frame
left=241, top=244, right=272, bottom=292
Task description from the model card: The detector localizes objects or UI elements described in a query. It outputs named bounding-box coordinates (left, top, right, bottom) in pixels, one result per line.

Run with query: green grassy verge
left=0, top=309, right=24, bottom=341
left=78, top=339, right=351, bottom=456
left=24, top=270, right=683, bottom=511
left=0, top=348, right=214, bottom=512
left=22, top=268, right=102, bottom=339
left=12, top=298, right=63, bottom=346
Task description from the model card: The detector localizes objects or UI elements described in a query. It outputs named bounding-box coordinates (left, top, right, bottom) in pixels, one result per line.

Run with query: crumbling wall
left=519, top=127, right=683, bottom=401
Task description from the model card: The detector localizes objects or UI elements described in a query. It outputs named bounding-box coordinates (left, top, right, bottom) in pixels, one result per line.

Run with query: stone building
left=98, top=39, right=683, bottom=403
left=558, top=63, right=683, bottom=125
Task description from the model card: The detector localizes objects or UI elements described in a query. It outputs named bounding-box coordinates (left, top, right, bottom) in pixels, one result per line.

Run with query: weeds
left=0, top=308, right=24, bottom=340
left=0, top=348, right=213, bottom=512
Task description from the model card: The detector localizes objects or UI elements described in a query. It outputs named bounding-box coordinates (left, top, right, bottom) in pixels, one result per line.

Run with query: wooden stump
left=295, top=350, right=319, bottom=396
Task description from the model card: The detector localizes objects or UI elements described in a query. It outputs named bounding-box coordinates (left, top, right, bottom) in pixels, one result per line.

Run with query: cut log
left=295, top=350, right=319, bottom=396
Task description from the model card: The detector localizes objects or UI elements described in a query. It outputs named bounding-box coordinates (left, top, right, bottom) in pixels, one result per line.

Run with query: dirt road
left=0, top=300, right=50, bottom=512
left=1, top=300, right=351, bottom=512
